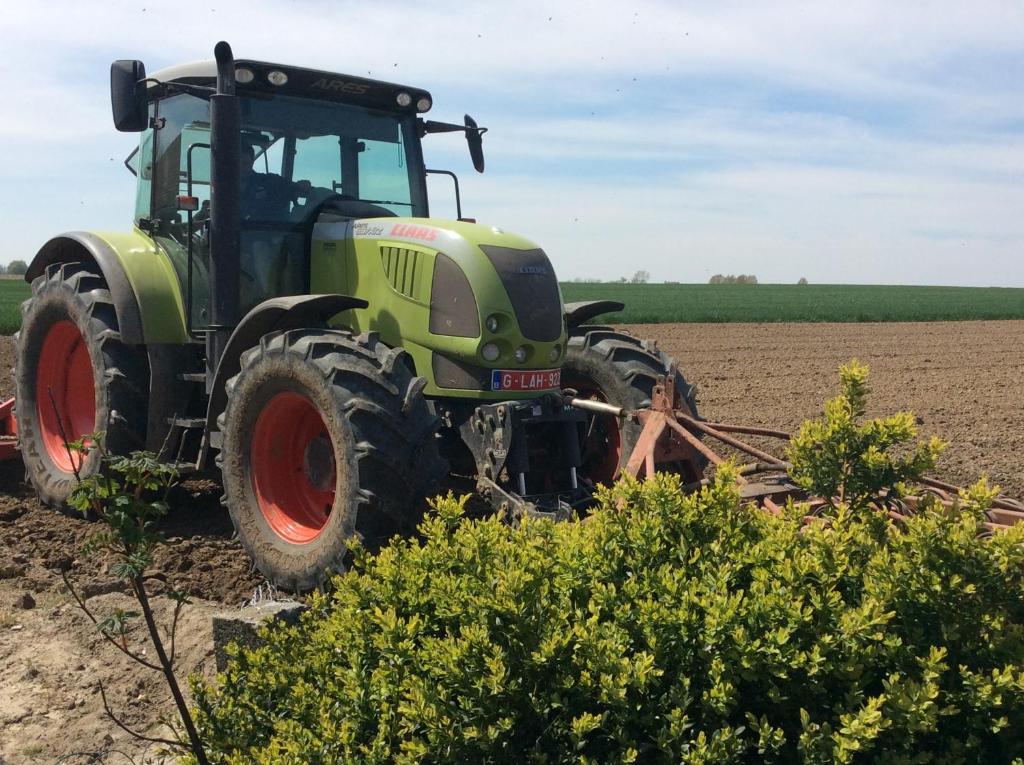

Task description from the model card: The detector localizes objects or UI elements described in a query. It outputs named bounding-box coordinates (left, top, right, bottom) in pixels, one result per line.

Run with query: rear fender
left=26, top=231, right=188, bottom=344
left=201, top=294, right=368, bottom=462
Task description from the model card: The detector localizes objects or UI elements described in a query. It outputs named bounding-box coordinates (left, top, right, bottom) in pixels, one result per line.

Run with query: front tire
left=14, top=263, right=148, bottom=506
left=217, top=329, right=447, bottom=592
left=563, top=328, right=705, bottom=487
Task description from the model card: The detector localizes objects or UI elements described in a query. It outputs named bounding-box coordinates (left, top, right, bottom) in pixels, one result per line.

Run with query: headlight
left=396, top=91, right=412, bottom=107
left=514, top=346, right=528, bottom=363
left=549, top=345, right=561, bottom=362
left=481, top=343, right=500, bottom=362
left=267, top=70, right=289, bottom=86
left=485, top=314, right=500, bottom=333
left=235, top=67, right=255, bottom=84
left=416, top=96, right=432, bottom=112
left=429, top=254, right=480, bottom=337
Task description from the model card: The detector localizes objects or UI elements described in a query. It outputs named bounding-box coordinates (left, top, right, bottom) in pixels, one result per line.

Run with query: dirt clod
left=0, top=506, right=25, bottom=522
left=0, top=563, right=25, bottom=579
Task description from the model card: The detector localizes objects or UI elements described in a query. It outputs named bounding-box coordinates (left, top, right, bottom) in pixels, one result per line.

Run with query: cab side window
left=152, top=94, right=211, bottom=229
left=131, top=125, right=155, bottom=223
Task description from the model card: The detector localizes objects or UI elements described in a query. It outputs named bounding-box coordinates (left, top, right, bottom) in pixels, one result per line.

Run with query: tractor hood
left=310, top=216, right=568, bottom=398
left=353, top=217, right=563, bottom=343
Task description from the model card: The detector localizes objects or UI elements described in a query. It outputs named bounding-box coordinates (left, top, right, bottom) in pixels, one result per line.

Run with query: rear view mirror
left=110, top=60, right=148, bottom=132
left=464, top=114, right=486, bottom=173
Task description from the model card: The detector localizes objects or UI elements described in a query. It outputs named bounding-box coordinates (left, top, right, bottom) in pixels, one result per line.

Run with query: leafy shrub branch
left=62, top=434, right=209, bottom=765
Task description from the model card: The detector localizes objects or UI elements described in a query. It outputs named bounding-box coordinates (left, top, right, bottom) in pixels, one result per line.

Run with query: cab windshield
left=143, top=91, right=428, bottom=326
left=239, top=94, right=427, bottom=221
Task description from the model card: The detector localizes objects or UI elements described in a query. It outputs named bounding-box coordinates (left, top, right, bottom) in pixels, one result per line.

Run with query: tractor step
left=162, top=416, right=207, bottom=473
left=168, top=416, right=205, bottom=428
left=178, top=373, right=207, bottom=383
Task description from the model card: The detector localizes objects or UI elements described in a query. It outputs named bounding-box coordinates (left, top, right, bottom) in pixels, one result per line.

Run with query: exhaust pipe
left=206, top=41, right=241, bottom=387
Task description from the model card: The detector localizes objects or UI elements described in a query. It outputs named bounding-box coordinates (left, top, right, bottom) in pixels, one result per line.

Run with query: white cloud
left=463, top=165, right=1024, bottom=285
left=0, top=0, right=1022, bottom=285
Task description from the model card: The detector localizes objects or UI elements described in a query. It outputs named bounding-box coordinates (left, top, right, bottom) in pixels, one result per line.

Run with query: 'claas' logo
left=390, top=224, right=438, bottom=242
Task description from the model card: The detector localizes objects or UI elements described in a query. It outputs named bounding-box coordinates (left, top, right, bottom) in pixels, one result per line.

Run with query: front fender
left=564, top=300, right=625, bottom=328
left=202, top=294, right=368, bottom=458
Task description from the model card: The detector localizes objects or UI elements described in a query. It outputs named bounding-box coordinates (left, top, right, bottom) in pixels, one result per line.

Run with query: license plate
left=490, top=368, right=561, bottom=392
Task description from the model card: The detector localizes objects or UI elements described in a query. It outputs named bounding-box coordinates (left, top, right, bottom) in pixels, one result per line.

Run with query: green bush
left=192, top=468, right=1024, bottom=764
left=787, top=360, right=945, bottom=510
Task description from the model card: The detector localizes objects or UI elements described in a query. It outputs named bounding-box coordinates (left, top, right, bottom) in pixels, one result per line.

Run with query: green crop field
left=560, top=283, right=1024, bottom=324
left=0, top=279, right=29, bottom=335
left=2, top=279, right=1023, bottom=335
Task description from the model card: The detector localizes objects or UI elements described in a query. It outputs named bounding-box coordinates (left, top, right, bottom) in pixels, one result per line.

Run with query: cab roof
left=147, top=58, right=432, bottom=114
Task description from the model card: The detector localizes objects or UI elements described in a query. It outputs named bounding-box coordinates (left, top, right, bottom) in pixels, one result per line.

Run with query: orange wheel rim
left=35, top=320, right=95, bottom=472
left=571, top=382, right=622, bottom=486
left=250, top=391, right=336, bottom=544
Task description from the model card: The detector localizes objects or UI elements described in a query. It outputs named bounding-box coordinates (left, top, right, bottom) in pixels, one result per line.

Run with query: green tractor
left=15, top=42, right=703, bottom=590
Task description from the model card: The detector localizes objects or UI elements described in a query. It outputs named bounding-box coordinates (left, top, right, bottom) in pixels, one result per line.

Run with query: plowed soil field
left=623, top=320, right=1024, bottom=500
left=1, top=321, right=1022, bottom=763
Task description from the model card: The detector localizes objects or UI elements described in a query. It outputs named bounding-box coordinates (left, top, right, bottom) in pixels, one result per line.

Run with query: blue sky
left=2, top=0, right=1022, bottom=285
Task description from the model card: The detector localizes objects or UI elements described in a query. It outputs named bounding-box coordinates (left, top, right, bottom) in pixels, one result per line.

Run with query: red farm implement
left=568, top=368, right=1024, bottom=535
left=0, top=398, right=17, bottom=462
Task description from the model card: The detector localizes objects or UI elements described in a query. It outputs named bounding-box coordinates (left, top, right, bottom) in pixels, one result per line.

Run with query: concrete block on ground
left=211, top=600, right=307, bottom=672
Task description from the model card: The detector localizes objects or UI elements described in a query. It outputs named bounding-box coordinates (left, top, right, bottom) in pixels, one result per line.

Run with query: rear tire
left=563, top=327, right=705, bottom=486
left=14, top=262, right=148, bottom=506
left=217, top=329, right=447, bottom=592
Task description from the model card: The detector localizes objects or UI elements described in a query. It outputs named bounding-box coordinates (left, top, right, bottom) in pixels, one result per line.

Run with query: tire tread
left=216, top=328, right=447, bottom=591
left=14, top=262, right=148, bottom=507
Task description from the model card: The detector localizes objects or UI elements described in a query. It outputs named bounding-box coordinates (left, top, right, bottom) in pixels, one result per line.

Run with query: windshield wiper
left=358, top=199, right=412, bottom=207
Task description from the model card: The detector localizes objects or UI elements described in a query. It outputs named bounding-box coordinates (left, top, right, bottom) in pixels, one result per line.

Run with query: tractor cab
left=124, top=58, right=447, bottom=329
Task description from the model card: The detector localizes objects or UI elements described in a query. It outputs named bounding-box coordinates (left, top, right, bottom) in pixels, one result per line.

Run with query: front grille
left=479, top=245, right=562, bottom=342
left=380, top=246, right=423, bottom=298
